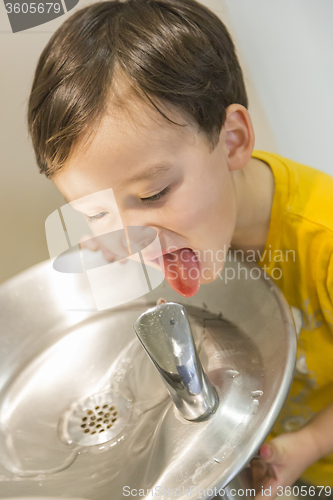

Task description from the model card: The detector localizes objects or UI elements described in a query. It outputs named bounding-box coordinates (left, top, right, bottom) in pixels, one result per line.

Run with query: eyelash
left=140, top=186, right=171, bottom=203
left=87, top=211, right=108, bottom=223
left=87, top=186, right=171, bottom=222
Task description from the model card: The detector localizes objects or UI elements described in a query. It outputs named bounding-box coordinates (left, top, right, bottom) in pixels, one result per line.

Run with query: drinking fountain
left=0, top=251, right=297, bottom=498
left=133, top=299, right=294, bottom=493
left=134, top=302, right=219, bottom=422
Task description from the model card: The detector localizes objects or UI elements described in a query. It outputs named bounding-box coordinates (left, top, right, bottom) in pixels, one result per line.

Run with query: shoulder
left=253, top=150, right=333, bottom=235
left=286, top=157, right=333, bottom=232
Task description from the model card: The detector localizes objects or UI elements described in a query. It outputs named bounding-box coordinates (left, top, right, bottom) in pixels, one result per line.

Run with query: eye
left=87, top=211, right=108, bottom=223
left=140, top=186, right=171, bottom=203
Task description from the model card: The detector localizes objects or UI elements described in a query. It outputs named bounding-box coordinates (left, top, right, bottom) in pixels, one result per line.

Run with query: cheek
left=85, top=217, right=121, bottom=237
left=180, top=174, right=234, bottom=227
left=162, top=188, right=223, bottom=235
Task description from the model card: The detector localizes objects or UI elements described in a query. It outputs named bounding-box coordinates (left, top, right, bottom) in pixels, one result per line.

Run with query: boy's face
left=54, top=99, right=239, bottom=296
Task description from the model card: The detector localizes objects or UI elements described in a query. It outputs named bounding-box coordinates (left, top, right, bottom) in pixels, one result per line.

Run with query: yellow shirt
left=252, top=150, right=333, bottom=486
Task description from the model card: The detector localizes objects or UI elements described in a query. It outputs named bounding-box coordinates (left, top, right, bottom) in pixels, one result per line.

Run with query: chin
left=200, top=270, right=220, bottom=285
left=199, top=263, right=225, bottom=285
left=199, top=274, right=217, bottom=285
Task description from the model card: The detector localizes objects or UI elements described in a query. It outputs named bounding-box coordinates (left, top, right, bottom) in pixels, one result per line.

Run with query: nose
left=120, top=210, right=162, bottom=237
left=122, top=214, right=162, bottom=234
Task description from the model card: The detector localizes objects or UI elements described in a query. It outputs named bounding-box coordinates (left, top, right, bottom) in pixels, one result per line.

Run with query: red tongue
left=162, top=248, right=200, bottom=297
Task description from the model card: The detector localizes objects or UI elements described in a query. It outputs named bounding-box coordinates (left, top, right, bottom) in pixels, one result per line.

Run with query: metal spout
left=133, top=302, right=218, bottom=421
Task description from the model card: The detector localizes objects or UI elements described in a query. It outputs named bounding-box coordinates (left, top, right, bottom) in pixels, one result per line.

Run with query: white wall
left=0, top=0, right=332, bottom=283
left=222, top=0, right=333, bottom=175
left=0, top=0, right=99, bottom=284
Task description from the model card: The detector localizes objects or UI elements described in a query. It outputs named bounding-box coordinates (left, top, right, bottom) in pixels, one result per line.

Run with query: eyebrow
left=63, top=162, right=173, bottom=204
left=124, top=162, right=173, bottom=185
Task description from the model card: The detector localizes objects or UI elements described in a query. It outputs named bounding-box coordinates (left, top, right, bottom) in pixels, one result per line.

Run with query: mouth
left=146, top=247, right=201, bottom=298
left=145, top=247, right=199, bottom=262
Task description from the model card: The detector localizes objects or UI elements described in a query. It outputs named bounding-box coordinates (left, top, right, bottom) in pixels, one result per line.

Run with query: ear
left=223, top=104, right=255, bottom=171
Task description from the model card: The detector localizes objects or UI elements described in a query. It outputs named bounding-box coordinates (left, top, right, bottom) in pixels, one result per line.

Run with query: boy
left=27, top=0, right=333, bottom=494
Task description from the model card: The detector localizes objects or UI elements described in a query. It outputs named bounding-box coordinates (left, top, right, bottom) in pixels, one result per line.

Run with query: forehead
left=55, top=98, right=202, bottom=201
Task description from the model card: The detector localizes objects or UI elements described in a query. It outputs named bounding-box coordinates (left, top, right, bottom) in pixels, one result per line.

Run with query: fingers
left=251, top=457, right=272, bottom=485
left=251, top=456, right=277, bottom=494
left=260, top=442, right=284, bottom=465
left=254, top=478, right=279, bottom=500
left=251, top=443, right=282, bottom=500
left=254, top=434, right=313, bottom=500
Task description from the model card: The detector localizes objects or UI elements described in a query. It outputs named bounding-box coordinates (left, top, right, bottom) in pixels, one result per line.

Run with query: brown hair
left=27, top=0, right=248, bottom=178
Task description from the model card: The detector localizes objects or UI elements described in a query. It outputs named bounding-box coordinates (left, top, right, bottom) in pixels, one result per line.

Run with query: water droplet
left=213, top=458, right=220, bottom=463
left=251, top=399, right=259, bottom=415
left=251, top=390, right=263, bottom=399
left=226, top=370, right=240, bottom=379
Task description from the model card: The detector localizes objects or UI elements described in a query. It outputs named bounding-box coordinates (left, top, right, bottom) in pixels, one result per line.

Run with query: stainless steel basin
left=0, top=251, right=296, bottom=498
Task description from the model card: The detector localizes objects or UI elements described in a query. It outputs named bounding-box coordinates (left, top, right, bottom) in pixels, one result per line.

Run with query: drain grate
left=81, top=403, right=118, bottom=435
left=63, top=392, right=132, bottom=446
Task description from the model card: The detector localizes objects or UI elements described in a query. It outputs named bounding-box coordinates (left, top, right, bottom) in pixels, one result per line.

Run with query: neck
left=230, top=156, right=275, bottom=258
